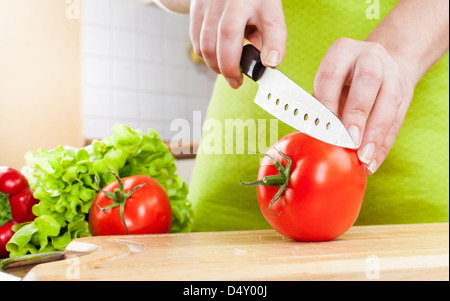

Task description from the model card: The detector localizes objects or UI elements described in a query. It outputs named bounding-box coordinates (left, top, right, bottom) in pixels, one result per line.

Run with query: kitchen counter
left=4, top=223, right=449, bottom=281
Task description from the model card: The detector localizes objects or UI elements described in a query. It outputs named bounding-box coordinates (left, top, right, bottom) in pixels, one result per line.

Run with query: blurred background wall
left=0, top=0, right=216, bottom=171
left=0, top=0, right=83, bottom=169
left=82, top=0, right=215, bottom=142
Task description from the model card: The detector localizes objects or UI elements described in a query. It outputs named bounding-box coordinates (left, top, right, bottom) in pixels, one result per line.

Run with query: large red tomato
left=243, top=131, right=367, bottom=241
left=89, top=174, right=172, bottom=236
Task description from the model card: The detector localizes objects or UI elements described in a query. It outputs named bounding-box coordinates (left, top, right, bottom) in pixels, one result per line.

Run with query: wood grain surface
left=22, top=223, right=449, bottom=281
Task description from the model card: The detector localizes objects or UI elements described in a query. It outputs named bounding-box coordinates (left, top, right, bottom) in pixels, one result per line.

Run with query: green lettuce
left=6, top=216, right=90, bottom=256
left=24, top=146, right=99, bottom=227
left=6, top=124, right=193, bottom=257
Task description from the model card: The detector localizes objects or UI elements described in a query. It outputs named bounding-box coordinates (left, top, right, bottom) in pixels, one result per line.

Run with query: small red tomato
left=0, top=167, right=39, bottom=258
left=242, top=132, right=367, bottom=241
left=0, top=167, right=38, bottom=224
left=89, top=173, right=172, bottom=236
left=8, top=188, right=38, bottom=223
left=0, top=221, right=15, bottom=258
left=0, top=167, right=29, bottom=196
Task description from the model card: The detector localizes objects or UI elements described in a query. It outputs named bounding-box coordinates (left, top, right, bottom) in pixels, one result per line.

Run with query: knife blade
left=240, top=44, right=357, bottom=149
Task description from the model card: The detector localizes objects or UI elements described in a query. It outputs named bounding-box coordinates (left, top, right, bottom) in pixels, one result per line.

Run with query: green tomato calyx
left=240, top=148, right=292, bottom=216
left=97, top=170, right=148, bottom=234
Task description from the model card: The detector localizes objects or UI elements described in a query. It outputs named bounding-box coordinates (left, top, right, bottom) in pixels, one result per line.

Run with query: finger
left=337, top=84, right=350, bottom=118
left=365, top=111, right=405, bottom=175
left=257, top=0, right=287, bottom=67
left=189, top=0, right=205, bottom=58
left=341, top=48, right=385, bottom=147
left=245, top=26, right=262, bottom=50
left=313, top=38, right=357, bottom=115
left=198, top=1, right=227, bottom=74
left=357, top=75, right=402, bottom=167
left=216, top=2, right=249, bottom=88
left=365, top=83, right=411, bottom=174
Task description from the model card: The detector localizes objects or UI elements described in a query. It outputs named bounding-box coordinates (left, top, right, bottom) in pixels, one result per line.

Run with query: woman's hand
left=313, top=0, right=448, bottom=175
left=189, top=0, right=287, bottom=88
left=313, top=38, right=415, bottom=175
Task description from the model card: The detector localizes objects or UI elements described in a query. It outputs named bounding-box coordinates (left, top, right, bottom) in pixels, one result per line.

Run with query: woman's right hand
left=189, top=0, right=287, bottom=88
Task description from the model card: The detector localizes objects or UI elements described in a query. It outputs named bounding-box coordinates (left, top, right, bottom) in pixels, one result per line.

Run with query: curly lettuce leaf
left=51, top=220, right=91, bottom=250
left=24, top=147, right=99, bottom=226
left=6, top=216, right=90, bottom=257
left=7, top=124, right=193, bottom=256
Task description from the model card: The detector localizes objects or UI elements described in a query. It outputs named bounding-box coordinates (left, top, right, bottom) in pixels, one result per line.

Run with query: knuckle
left=377, top=143, right=390, bottom=160
left=347, top=104, right=369, bottom=120
left=262, top=14, right=286, bottom=28
left=368, top=41, right=386, bottom=55
left=199, top=33, right=216, bottom=57
left=390, top=119, right=403, bottom=136
left=356, top=64, right=383, bottom=83
left=373, top=120, right=391, bottom=139
left=315, top=65, right=346, bottom=82
left=332, top=37, right=354, bottom=49
left=218, top=21, right=237, bottom=40
left=389, top=89, right=402, bottom=109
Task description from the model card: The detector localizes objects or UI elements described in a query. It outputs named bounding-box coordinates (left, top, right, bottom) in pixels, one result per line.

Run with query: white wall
left=82, top=0, right=216, bottom=141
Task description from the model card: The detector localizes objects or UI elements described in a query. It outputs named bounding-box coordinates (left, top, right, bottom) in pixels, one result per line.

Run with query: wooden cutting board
left=21, top=223, right=449, bottom=281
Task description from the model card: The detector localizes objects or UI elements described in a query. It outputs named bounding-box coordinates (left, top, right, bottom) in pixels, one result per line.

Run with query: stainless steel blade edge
left=254, top=67, right=357, bottom=149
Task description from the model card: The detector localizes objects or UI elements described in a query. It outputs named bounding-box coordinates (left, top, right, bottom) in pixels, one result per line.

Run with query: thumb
left=258, top=3, right=287, bottom=67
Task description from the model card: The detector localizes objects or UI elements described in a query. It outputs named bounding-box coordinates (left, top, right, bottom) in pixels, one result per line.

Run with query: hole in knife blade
left=326, top=122, right=331, bottom=130
left=284, top=104, right=289, bottom=111
left=294, top=108, right=298, bottom=116
left=304, top=114, right=308, bottom=121
left=276, top=99, right=280, bottom=105
left=267, top=93, right=271, bottom=100
left=315, top=118, right=320, bottom=126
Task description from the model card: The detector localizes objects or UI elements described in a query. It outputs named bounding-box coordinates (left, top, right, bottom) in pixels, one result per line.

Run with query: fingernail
left=347, top=125, right=361, bottom=147
left=358, top=142, right=375, bottom=164
left=265, top=50, right=280, bottom=67
left=367, top=160, right=378, bottom=174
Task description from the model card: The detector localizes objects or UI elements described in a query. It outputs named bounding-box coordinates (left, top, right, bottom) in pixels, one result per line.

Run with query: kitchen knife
left=240, top=44, right=357, bottom=149
left=0, top=241, right=97, bottom=278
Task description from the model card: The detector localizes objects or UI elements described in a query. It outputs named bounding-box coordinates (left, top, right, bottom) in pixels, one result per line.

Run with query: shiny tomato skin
left=257, top=132, right=367, bottom=241
left=0, top=167, right=38, bottom=224
left=0, top=167, right=29, bottom=196
left=8, top=188, right=39, bottom=223
left=89, top=175, right=172, bottom=236
left=0, top=221, right=15, bottom=258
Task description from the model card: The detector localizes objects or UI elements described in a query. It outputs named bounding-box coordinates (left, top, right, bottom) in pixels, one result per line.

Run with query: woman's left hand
left=313, top=37, right=415, bottom=174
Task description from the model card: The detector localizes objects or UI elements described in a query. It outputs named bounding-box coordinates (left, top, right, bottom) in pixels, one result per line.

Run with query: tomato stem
left=240, top=148, right=292, bottom=216
left=97, top=170, right=149, bottom=234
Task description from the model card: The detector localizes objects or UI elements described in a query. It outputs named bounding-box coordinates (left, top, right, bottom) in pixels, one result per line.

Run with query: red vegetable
left=241, top=132, right=367, bottom=241
left=0, top=167, right=39, bottom=257
left=89, top=172, right=172, bottom=236
left=0, top=222, right=15, bottom=258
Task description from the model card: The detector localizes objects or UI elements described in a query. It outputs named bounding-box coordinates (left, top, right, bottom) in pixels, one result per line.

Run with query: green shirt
left=188, top=0, right=449, bottom=231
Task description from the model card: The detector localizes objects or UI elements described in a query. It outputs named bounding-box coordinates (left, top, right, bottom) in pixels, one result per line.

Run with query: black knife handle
left=240, top=44, right=266, bottom=82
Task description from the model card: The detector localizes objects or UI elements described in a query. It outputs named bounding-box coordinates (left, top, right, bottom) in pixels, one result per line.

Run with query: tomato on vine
left=89, top=172, right=172, bottom=236
left=241, top=132, right=367, bottom=241
left=0, top=166, right=39, bottom=257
